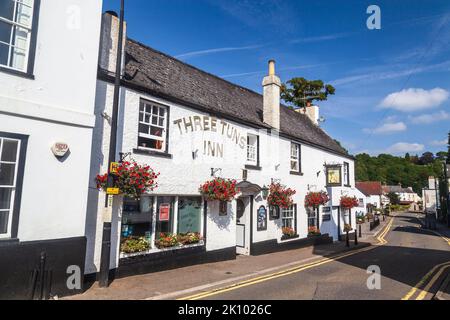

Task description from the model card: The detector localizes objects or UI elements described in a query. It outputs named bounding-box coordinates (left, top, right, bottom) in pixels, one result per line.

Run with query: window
left=290, top=143, right=301, bottom=173
left=326, top=165, right=341, bottom=186
left=281, top=205, right=296, bottom=230
left=177, top=197, right=202, bottom=234
left=358, top=198, right=364, bottom=207
left=0, top=0, right=36, bottom=73
left=138, top=100, right=168, bottom=152
left=156, top=196, right=175, bottom=235
left=0, top=136, right=21, bottom=238
left=307, top=207, right=316, bottom=227
left=343, top=162, right=350, bottom=186
left=246, top=134, right=258, bottom=166
left=121, top=197, right=153, bottom=240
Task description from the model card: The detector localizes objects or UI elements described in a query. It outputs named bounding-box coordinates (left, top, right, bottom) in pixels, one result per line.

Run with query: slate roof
left=383, top=185, right=415, bottom=194
left=111, top=38, right=349, bottom=157
left=356, top=181, right=383, bottom=196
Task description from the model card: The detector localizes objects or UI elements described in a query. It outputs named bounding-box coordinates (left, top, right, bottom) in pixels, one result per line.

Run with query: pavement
left=66, top=212, right=450, bottom=300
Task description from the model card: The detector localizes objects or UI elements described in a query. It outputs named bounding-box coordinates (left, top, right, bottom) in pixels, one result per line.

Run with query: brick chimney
left=98, top=11, right=127, bottom=74
left=262, top=60, right=281, bottom=131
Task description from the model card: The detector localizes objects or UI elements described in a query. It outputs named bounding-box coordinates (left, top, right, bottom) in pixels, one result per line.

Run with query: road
left=180, top=212, right=450, bottom=300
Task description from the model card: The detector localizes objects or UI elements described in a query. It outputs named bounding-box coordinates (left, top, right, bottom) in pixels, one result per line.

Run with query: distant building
left=423, top=176, right=440, bottom=217
left=356, top=181, right=383, bottom=212
left=383, top=185, right=421, bottom=211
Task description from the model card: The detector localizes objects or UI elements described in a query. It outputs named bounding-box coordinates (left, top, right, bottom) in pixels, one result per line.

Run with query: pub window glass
left=177, top=197, right=202, bottom=234
left=156, top=196, right=175, bottom=235
left=307, top=207, right=317, bottom=227
left=121, top=196, right=153, bottom=241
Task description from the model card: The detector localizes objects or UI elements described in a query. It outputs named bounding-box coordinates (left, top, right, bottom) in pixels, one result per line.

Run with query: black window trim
left=343, top=161, right=351, bottom=187
left=0, top=0, right=41, bottom=79
left=0, top=131, right=28, bottom=241
left=136, top=97, right=171, bottom=158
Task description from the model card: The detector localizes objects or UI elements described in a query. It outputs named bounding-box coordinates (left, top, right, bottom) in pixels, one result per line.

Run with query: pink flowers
left=304, top=191, right=329, bottom=209
left=199, top=178, right=238, bottom=202
left=95, top=161, right=160, bottom=198
left=267, top=183, right=296, bottom=209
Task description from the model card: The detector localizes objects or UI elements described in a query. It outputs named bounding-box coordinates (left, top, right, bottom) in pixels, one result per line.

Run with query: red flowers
left=304, top=191, right=329, bottom=208
left=95, top=161, right=160, bottom=198
left=199, top=178, right=238, bottom=202
left=267, top=183, right=296, bottom=209
left=340, top=196, right=359, bottom=209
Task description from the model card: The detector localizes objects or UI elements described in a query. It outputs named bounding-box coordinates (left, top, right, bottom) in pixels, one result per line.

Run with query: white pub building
left=84, top=12, right=360, bottom=281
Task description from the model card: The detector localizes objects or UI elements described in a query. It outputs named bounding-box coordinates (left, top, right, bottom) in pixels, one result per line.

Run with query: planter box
left=281, top=234, right=300, bottom=241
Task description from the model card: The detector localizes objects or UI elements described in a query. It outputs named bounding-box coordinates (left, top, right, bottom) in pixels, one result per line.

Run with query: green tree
left=387, top=192, right=400, bottom=205
left=281, top=77, right=335, bottom=109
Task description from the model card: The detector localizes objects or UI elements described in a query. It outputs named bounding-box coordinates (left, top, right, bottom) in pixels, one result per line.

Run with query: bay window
left=0, top=0, right=37, bottom=74
left=138, top=100, right=168, bottom=152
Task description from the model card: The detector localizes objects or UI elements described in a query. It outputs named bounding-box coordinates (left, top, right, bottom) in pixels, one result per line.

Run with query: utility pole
left=98, top=0, right=125, bottom=288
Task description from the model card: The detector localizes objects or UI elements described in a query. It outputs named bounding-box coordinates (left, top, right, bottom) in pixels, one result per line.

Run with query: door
left=236, top=197, right=250, bottom=255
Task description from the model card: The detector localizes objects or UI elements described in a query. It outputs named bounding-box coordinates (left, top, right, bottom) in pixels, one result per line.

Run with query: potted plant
left=199, top=178, right=239, bottom=206
left=177, top=232, right=202, bottom=245
left=155, top=233, right=179, bottom=249
left=308, top=226, right=321, bottom=237
left=267, top=182, right=296, bottom=209
left=120, top=236, right=150, bottom=254
left=96, top=161, right=160, bottom=199
left=281, top=227, right=298, bottom=240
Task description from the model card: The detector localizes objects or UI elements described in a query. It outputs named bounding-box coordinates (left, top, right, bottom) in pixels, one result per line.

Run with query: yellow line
left=401, top=261, right=450, bottom=300
left=179, top=216, right=397, bottom=300
left=416, top=264, right=450, bottom=300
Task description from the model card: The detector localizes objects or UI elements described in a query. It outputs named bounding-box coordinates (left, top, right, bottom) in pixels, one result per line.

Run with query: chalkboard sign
left=257, top=206, right=267, bottom=231
left=269, top=205, right=280, bottom=220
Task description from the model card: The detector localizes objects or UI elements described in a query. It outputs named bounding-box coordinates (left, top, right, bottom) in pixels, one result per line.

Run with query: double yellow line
left=402, top=261, right=450, bottom=300
left=376, top=218, right=394, bottom=245
left=178, top=218, right=394, bottom=300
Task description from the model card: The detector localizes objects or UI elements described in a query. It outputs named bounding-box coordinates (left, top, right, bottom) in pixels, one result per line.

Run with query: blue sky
left=103, top=0, right=450, bottom=156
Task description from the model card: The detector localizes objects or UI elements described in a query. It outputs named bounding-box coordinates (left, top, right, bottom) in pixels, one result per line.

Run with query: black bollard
left=359, top=224, right=362, bottom=238
left=354, top=229, right=358, bottom=246
left=346, top=231, right=350, bottom=247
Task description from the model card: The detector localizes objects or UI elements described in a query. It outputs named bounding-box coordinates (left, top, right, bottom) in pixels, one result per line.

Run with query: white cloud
left=430, top=139, right=447, bottom=146
left=380, top=88, right=449, bottom=112
left=386, top=142, right=424, bottom=154
left=363, top=122, right=407, bottom=135
left=175, top=45, right=262, bottom=60
left=409, top=110, right=450, bottom=124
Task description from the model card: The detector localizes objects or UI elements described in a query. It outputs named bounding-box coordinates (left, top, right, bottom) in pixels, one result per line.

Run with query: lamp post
left=98, top=0, right=125, bottom=288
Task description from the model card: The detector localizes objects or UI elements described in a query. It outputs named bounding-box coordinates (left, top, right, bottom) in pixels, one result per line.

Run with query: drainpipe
left=98, top=0, right=125, bottom=288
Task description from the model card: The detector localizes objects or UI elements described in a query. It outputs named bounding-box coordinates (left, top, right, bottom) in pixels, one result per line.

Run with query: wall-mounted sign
left=322, top=214, right=331, bottom=221
left=159, top=203, right=170, bottom=221
left=219, top=201, right=228, bottom=216
left=106, top=187, right=120, bottom=195
left=110, top=162, right=119, bottom=174
left=257, top=205, right=267, bottom=231
left=269, top=206, right=280, bottom=220
left=322, top=206, right=331, bottom=213
left=51, top=142, right=69, bottom=158
left=326, top=165, right=342, bottom=186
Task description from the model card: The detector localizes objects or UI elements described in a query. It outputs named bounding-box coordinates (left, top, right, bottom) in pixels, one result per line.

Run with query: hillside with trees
left=355, top=152, right=447, bottom=194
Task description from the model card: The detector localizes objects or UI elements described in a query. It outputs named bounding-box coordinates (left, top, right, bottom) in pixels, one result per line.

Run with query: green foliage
left=386, top=192, right=400, bottom=205
left=281, top=77, right=335, bottom=109
left=355, top=152, right=445, bottom=194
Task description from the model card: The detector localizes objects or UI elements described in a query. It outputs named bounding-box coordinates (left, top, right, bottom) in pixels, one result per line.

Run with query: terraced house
left=84, top=12, right=360, bottom=281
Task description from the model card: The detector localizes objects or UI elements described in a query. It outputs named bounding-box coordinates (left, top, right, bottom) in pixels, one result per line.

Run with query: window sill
left=133, top=148, right=172, bottom=159
left=289, top=171, right=304, bottom=176
left=344, top=184, right=351, bottom=187
left=0, top=238, right=20, bottom=246
left=0, top=66, right=34, bottom=80
left=119, top=240, right=204, bottom=259
left=281, top=234, right=299, bottom=241
left=245, top=164, right=262, bottom=171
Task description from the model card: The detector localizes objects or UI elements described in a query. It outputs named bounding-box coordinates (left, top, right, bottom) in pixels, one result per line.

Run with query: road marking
left=402, top=261, right=450, bottom=300
left=416, top=264, right=450, bottom=300
left=178, top=218, right=396, bottom=300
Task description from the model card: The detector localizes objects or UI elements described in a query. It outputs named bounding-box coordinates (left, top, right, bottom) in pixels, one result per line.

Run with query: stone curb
left=433, top=270, right=450, bottom=300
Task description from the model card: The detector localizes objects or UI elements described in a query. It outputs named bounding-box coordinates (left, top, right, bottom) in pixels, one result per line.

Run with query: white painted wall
left=86, top=80, right=357, bottom=272
left=0, top=0, right=103, bottom=241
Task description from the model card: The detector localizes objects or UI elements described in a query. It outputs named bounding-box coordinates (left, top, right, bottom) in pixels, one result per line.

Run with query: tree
left=436, top=151, right=448, bottom=162
left=387, top=192, right=400, bottom=205
left=281, top=77, right=335, bottom=109
left=419, top=152, right=434, bottom=165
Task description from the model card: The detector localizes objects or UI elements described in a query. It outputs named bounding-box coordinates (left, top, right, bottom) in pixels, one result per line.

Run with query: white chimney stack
left=296, top=101, right=320, bottom=125
left=99, top=12, right=127, bottom=74
left=262, top=60, right=281, bottom=131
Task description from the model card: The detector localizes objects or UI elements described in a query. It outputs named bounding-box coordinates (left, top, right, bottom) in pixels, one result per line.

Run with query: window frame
left=0, top=131, right=28, bottom=241
left=245, top=133, right=260, bottom=170
left=137, top=99, right=170, bottom=154
left=281, top=204, right=297, bottom=232
left=343, top=162, right=350, bottom=186
left=289, top=142, right=302, bottom=175
left=0, top=0, right=40, bottom=78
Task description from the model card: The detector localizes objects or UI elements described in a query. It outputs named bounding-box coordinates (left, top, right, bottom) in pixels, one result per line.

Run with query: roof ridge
left=127, top=38, right=265, bottom=99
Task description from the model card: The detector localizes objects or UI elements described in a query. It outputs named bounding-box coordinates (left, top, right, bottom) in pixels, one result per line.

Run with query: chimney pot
left=268, top=60, right=276, bottom=76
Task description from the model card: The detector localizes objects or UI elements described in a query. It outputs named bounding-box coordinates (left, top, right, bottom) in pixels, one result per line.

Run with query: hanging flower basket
left=267, top=183, right=296, bottom=209
left=199, top=177, right=239, bottom=202
left=340, top=196, right=359, bottom=209
left=96, top=161, right=160, bottom=199
left=304, top=191, right=329, bottom=209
